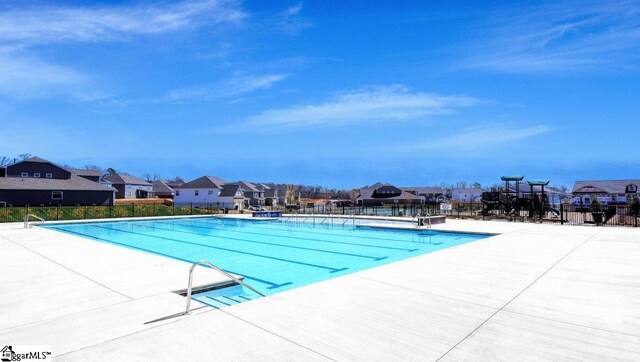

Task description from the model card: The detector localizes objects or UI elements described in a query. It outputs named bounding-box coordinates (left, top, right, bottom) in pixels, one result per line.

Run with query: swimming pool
left=45, top=217, right=488, bottom=306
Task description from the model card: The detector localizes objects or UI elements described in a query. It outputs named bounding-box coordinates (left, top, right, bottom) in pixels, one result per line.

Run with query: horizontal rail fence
left=0, top=202, right=237, bottom=223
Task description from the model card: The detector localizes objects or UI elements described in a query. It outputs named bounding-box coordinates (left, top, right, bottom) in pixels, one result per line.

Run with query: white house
left=450, top=188, right=483, bottom=202
left=571, top=179, right=639, bottom=207
left=173, top=176, right=228, bottom=205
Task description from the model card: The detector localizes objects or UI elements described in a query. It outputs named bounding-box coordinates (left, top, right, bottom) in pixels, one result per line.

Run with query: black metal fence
left=3, top=201, right=637, bottom=227
left=0, top=202, right=237, bottom=223
left=272, top=202, right=639, bottom=227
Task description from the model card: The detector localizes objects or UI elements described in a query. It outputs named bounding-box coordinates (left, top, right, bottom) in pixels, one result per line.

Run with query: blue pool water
left=44, top=217, right=488, bottom=297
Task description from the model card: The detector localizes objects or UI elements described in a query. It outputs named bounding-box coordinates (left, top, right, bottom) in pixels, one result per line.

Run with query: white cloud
left=275, top=2, right=312, bottom=35
left=403, top=125, right=551, bottom=152
left=240, top=85, right=480, bottom=129
left=462, top=0, right=640, bottom=72
left=0, top=0, right=247, bottom=44
left=166, top=73, right=289, bottom=101
left=284, top=2, right=304, bottom=16
left=0, top=48, right=86, bottom=98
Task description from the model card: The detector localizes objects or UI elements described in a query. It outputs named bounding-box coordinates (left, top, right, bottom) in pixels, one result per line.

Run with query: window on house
left=208, top=190, right=213, bottom=195
left=176, top=190, right=180, bottom=196
left=34, top=173, right=41, bottom=178
left=45, top=173, right=53, bottom=178
left=21, top=172, right=28, bottom=177
left=52, top=191, right=63, bottom=200
left=195, top=190, right=199, bottom=196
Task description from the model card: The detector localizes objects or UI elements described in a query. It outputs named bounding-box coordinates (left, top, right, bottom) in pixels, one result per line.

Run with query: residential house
left=152, top=180, right=174, bottom=198
left=165, top=178, right=186, bottom=189
left=263, top=186, right=279, bottom=206
left=103, top=173, right=153, bottom=199
left=401, top=187, right=447, bottom=203
left=218, top=184, right=246, bottom=209
left=236, top=181, right=265, bottom=207
left=571, top=179, right=639, bottom=207
left=174, top=176, right=228, bottom=205
left=268, top=184, right=288, bottom=205
left=71, top=169, right=102, bottom=183
left=0, top=156, right=115, bottom=206
left=450, top=188, right=483, bottom=202
left=253, top=183, right=279, bottom=206
left=356, top=183, right=424, bottom=206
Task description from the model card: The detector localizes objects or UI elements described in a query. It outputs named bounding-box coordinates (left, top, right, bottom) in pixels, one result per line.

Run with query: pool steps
left=192, top=285, right=261, bottom=309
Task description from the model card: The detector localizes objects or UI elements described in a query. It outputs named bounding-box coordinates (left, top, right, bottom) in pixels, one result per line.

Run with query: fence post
left=56, top=205, right=60, bottom=220
left=190, top=203, right=193, bottom=215
left=560, top=204, right=564, bottom=225
left=172, top=202, right=175, bottom=216
left=132, top=203, right=135, bottom=217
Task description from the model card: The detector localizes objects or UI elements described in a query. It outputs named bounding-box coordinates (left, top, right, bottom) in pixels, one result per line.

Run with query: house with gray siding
left=235, top=181, right=265, bottom=206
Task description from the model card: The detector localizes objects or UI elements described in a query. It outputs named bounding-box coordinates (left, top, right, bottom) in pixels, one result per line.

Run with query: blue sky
left=0, top=0, right=638, bottom=188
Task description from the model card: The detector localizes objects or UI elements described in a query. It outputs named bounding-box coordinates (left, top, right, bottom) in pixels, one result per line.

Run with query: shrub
left=629, top=197, right=640, bottom=217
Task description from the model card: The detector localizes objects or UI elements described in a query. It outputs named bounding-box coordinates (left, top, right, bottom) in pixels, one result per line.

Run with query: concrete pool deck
left=1, top=217, right=638, bottom=361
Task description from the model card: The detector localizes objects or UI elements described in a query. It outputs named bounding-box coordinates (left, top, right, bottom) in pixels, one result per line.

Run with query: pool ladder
left=412, top=213, right=432, bottom=229
left=24, top=214, right=45, bottom=228
left=185, top=259, right=265, bottom=314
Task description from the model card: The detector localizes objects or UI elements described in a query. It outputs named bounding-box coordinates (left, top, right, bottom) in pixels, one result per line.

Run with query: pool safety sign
left=1, top=346, right=51, bottom=361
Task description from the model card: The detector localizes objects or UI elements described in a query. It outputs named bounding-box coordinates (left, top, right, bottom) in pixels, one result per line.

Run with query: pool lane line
left=159, top=220, right=417, bottom=252
left=90, top=224, right=349, bottom=273
left=49, top=225, right=291, bottom=290
left=194, top=217, right=436, bottom=246
left=167, top=220, right=418, bottom=252
left=147, top=221, right=391, bottom=260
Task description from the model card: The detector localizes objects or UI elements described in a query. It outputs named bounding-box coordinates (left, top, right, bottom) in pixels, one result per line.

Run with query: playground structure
left=480, top=176, right=560, bottom=219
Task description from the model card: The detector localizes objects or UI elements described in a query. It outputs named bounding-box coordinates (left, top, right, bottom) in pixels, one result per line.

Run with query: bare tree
left=0, top=156, right=10, bottom=166
left=285, top=184, right=299, bottom=205
left=456, top=180, right=468, bottom=189
left=18, top=153, right=32, bottom=160
left=84, top=164, right=104, bottom=172
left=471, top=181, right=481, bottom=189
left=551, top=184, right=569, bottom=194
left=142, top=173, right=162, bottom=182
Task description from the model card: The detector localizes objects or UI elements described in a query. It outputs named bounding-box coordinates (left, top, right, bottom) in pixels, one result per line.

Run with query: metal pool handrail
left=184, top=259, right=265, bottom=314
left=24, top=214, right=45, bottom=228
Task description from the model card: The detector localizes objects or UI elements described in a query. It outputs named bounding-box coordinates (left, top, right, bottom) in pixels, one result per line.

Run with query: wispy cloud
left=0, top=0, right=247, bottom=44
left=166, top=73, right=289, bottom=102
left=0, top=47, right=86, bottom=98
left=274, top=2, right=312, bottom=35
left=239, top=85, right=480, bottom=129
left=399, top=125, right=551, bottom=153
left=461, top=0, right=640, bottom=72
